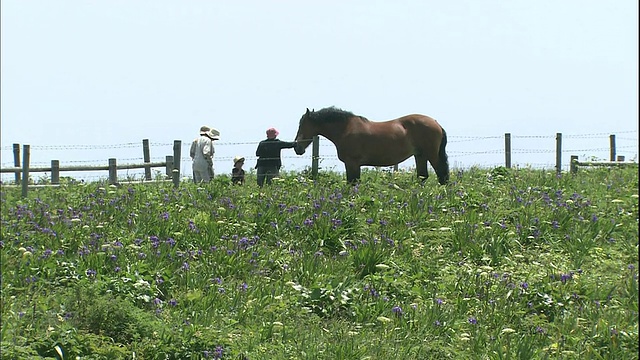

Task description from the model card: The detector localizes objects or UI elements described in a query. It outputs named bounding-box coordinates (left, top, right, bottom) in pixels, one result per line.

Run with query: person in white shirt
left=190, top=126, right=209, bottom=182
left=190, top=126, right=220, bottom=183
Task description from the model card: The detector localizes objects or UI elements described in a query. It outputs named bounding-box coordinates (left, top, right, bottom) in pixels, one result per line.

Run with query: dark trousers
left=256, top=166, right=279, bottom=187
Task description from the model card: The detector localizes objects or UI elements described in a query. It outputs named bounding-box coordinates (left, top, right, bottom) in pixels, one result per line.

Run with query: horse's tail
left=436, top=127, right=450, bottom=185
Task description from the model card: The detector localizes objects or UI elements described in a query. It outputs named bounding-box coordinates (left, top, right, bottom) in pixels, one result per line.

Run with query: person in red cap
left=255, top=127, right=296, bottom=186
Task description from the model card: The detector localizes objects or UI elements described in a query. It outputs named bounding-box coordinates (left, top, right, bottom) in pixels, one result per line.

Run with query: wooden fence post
left=172, top=140, right=182, bottom=187
left=21, top=145, right=30, bottom=198
left=172, top=169, right=180, bottom=188
left=143, top=139, right=151, bottom=181
left=555, top=133, right=562, bottom=175
left=570, top=155, right=578, bottom=175
left=504, top=133, right=511, bottom=168
left=312, top=135, right=319, bottom=180
left=166, top=156, right=174, bottom=178
left=51, top=160, right=60, bottom=184
left=609, top=134, right=616, bottom=161
left=13, top=143, right=21, bottom=185
left=172, top=140, right=182, bottom=173
left=108, top=158, right=117, bottom=185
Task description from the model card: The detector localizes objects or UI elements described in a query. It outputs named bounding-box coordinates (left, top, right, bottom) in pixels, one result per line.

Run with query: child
left=231, top=156, right=245, bottom=185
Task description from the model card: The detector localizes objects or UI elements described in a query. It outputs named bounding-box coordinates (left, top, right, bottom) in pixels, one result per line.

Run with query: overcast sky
left=1, top=1, right=638, bottom=181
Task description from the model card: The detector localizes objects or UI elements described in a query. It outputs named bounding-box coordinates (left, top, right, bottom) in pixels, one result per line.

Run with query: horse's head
left=294, top=108, right=314, bottom=155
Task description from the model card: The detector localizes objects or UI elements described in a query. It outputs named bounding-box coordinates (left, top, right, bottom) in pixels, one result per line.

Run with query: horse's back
left=398, top=114, right=441, bottom=128
left=356, top=114, right=443, bottom=141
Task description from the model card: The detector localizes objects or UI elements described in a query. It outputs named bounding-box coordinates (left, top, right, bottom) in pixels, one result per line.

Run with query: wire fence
left=1, top=130, right=637, bottom=183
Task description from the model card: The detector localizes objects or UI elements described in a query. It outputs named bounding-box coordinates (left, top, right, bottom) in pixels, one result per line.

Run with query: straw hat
left=233, top=156, right=245, bottom=164
left=199, top=125, right=211, bottom=135
left=206, top=128, right=220, bottom=140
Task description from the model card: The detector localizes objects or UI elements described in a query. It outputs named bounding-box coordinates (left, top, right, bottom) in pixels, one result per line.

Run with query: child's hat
left=233, top=156, right=245, bottom=164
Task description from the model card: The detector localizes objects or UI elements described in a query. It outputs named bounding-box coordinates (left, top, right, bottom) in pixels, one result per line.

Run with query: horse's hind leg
left=429, top=156, right=449, bottom=185
left=414, top=155, right=429, bottom=182
left=434, top=128, right=450, bottom=185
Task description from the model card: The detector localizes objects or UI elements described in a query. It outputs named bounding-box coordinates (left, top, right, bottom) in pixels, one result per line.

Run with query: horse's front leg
left=345, top=163, right=361, bottom=184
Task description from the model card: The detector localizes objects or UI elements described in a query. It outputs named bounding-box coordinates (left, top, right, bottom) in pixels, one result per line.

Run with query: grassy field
left=1, top=167, right=638, bottom=359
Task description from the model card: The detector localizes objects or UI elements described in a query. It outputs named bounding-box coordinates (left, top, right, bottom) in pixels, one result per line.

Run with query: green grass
left=1, top=166, right=638, bottom=359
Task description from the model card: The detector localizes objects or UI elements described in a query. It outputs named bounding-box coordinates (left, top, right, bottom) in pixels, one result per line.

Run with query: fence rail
left=569, top=155, right=639, bottom=174
left=1, top=140, right=184, bottom=197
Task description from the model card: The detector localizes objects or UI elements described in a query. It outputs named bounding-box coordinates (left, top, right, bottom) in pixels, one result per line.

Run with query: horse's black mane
left=305, top=106, right=368, bottom=123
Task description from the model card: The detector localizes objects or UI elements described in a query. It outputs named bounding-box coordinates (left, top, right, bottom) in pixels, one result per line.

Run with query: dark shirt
left=232, top=168, right=245, bottom=185
left=255, top=138, right=296, bottom=169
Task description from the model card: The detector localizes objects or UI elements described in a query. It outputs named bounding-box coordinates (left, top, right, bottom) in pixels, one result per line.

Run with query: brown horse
left=294, top=107, right=449, bottom=184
